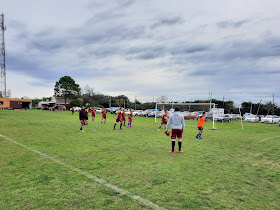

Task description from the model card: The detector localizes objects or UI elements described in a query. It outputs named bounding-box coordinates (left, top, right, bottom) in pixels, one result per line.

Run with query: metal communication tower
left=0, top=14, right=6, bottom=98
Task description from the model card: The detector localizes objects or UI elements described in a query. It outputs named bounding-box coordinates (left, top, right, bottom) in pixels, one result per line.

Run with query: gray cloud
left=150, top=16, right=184, bottom=29
left=216, top=19, right=249, bottom=28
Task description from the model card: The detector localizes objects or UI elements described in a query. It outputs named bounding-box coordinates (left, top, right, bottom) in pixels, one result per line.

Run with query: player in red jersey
left=71, top=106, right=75, bottom=115
left=101, top=108, right=107, bottom=124
left=113, top=108, right=123, bottom=130
left=122, top=109, right=126, bottom=126
left=91, top=107, right=96, bottom=121
left=127, top=108, right=133, bottom=128
left=158, top=110, right=168, bottom=131
left=85, top=108, right=89, bottom=126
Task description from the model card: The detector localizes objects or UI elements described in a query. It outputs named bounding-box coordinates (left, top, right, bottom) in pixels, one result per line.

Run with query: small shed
left=0, top=98, right=32, bottom=109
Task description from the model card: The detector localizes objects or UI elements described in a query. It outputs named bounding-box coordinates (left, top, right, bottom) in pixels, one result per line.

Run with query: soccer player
left=166, top=107, right=185, bottom=154
left=196, top=112, right=207, bottom=139
left=79, top=106, right=88, bottom=131
left=158, top=110, right=168, bottom=131
left=85, top=108, right=89, bottom=125
left=72, top=106, right=75, bottom=115
left=127, top=108, right=133, bottom=128
left=101, top=108, right=107, bottom=124
left=122, top=109, right=126, bottom=126
left=113, top=108, right=123, bottom=130
left=91, top=107, right=96, bottom=121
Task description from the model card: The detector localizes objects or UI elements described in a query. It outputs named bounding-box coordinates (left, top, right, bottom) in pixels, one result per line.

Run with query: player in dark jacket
left=79, top=106, right=88, bottom=131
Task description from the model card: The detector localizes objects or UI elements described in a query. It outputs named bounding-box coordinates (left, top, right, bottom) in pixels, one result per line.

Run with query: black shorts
left=198, top=127, right=203, bottom=131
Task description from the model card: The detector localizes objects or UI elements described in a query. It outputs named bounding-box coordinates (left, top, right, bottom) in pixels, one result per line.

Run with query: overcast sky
left=1, top=0, right=280, bottom=105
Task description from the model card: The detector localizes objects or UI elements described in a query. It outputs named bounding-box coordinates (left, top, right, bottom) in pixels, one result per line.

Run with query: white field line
left=0, top=134, right=166, bottom=210
left=259, top=135, right=280, bottom=142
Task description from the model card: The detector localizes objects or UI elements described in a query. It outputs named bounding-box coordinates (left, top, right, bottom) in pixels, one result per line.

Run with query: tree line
left=32, top=76, right=279, bottom=115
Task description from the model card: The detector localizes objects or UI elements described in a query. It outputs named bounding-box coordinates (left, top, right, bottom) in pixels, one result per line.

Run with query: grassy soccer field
left=0, top=110, right=279, bottom=209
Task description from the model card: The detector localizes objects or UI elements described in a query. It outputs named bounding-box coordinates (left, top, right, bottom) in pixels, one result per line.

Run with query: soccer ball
left=165, top=131, right=170, bottom=136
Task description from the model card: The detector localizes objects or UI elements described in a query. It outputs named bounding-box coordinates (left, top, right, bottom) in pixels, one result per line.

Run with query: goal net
left=155, top=102, right=217, bottom=130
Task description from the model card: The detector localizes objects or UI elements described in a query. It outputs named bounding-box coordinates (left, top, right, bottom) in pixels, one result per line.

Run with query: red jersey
left=122, top=111, right=126, bottom=121
left=91, top=109, right=96, bottom=116
left=128, top=112, right=133, bottom=123
left=116, top=110, right=122, bottom=120
left=162, top=112, right=168, bottom=123
left=101, top=109, right=107, bottom=117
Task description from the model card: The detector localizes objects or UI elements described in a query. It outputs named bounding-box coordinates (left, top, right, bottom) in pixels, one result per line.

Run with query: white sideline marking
left=0, top=134, right=165, bottom=210
left=260, top=135, right=280, bottom=142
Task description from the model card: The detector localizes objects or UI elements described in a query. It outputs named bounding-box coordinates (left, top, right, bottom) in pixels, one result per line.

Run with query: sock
left=92, top=117, right=93, bottom=121
left=120, top=123, right=123, bottom=128
left=124, top=122, right=125, bottom=126
left=101, top=120, right=103, bottom=124
left=114, top=123, right=116, bottom=129
left=104, top=120, right=106, bottom=124
left=171, top=141, right=175, bottom=152
left=80, top=126, right=83, bottom=130
left=178, top=141, right=182, bottom=151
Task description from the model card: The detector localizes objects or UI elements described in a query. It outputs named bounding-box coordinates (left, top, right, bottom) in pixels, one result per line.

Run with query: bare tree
left=156, top=96, right=168, bottom=103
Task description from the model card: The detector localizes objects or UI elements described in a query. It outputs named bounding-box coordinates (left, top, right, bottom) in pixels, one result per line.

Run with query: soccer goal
left=155, top=102, right=217, bottom=130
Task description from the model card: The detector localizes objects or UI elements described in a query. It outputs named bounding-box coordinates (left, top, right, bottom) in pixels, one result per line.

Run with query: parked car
left=95, top=108, right=103, bottom=113
left=184, top=112, right=197, bottom=120
left=140, top=109, right=153, bottom=117
left=42, top=106, right=50, bottom=110
left=227, top=114, right=240, bottom=120
left=50, top=105, right=66, bottom=111
left=244, top=115, right=259, bottom=122
left=109, top=107, right=120, bottom=114
left=215, top=114, right=231, bottom=122
left=69, top=107, right=81, bottom=112
left=148, top=111, right=160, bottom=117
left=156, top=111, right=165, bottom=118
left=133, top=110, right=143, bottom=116
left=261, top=115, right=280, bottom=123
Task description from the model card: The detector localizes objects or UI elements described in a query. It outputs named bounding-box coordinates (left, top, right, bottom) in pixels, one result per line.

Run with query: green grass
left=0, top=110, right=279, bottom=209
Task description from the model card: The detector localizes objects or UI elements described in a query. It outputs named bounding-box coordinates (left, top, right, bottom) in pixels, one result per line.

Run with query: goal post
left=155, top=102, right=216, bottom=130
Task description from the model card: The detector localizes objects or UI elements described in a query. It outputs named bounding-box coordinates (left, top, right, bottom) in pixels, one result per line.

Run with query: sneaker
left=120, top=128, right=123, bottom=130
left=130, top=126, right=132, bottom=128
left=178, top=151, right=184, bottom=153
left=169, top=151, right=175, bottom=154
left=157, top=129, right=160, bottom=131
left=196, top=136, right=199, bottom=138
left=199, top=136, right=203, bottom=139
left=113, top=128, right=116, bottom=130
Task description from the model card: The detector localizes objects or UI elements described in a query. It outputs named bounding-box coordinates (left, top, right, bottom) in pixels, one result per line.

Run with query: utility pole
left=250, top=101, right=253, bottom=114
left=109, top=96, right=111, bottom=108
left=272, top=94, right=274, bottom=124
left=0, top=14, right=6, bottom=98
left=256, top=99, right=262, bottom=116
